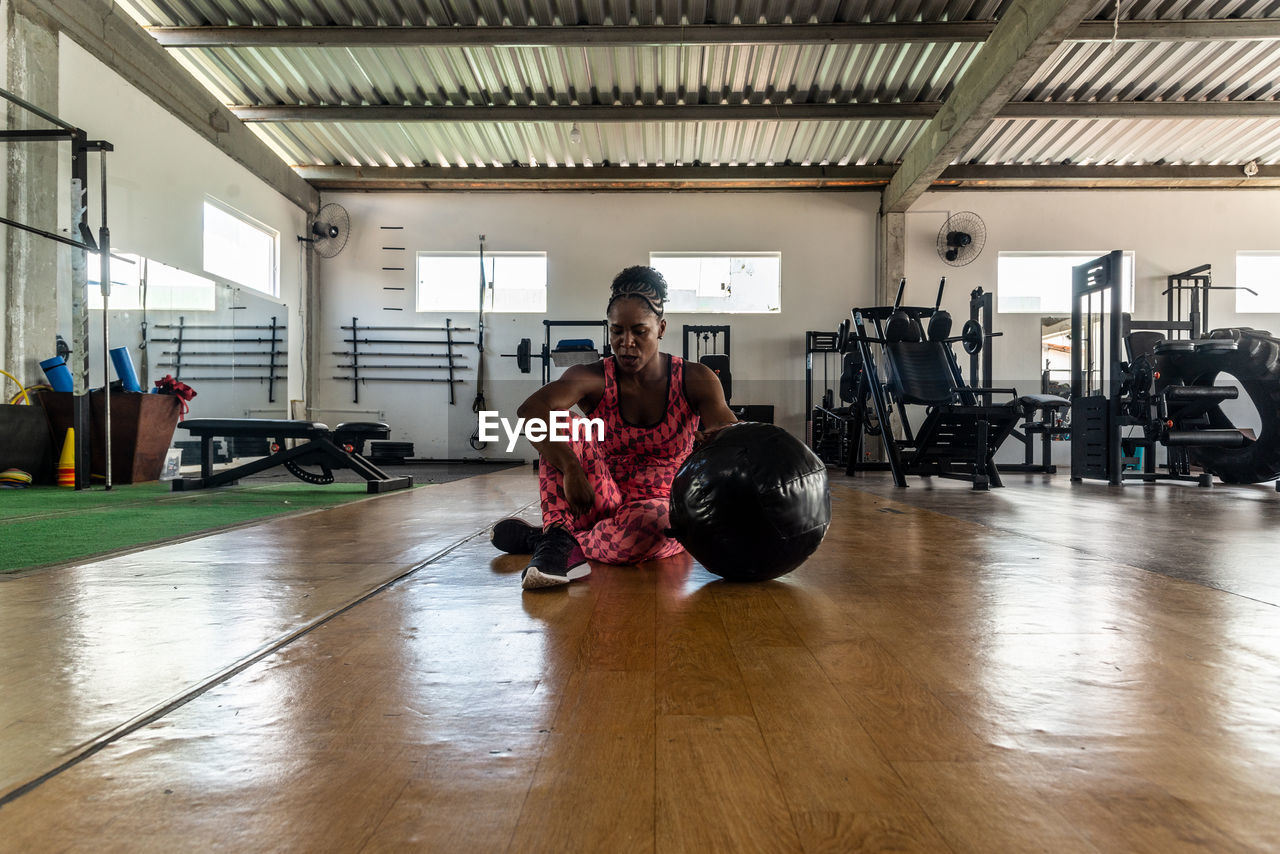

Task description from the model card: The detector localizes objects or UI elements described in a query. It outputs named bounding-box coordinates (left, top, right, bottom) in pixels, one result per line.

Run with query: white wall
left=316, top=191, right=879, bottom=459
left=55, top=37, right=308, bottom=405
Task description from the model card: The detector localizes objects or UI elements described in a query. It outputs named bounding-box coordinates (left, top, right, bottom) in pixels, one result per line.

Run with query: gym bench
left=172, top=419, right=413, bottom=493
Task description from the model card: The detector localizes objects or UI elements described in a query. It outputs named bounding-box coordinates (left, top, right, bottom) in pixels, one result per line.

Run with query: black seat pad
left=334, top=421, right=390, bottom=435
left=180, top=418, right=331, bottom=439
left=1155, top=340, right=1196, bottom=353
left=1019, top=394, right=1070, bottom=409
left=334, top=422, right=391, bottom=443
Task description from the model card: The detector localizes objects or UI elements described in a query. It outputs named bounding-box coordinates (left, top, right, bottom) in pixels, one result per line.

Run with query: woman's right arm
left=516, top=364, right=605, bottom=517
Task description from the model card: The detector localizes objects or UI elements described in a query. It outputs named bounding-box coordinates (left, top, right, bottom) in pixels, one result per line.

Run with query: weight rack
left=151, top=315, right=287, bottom=402
left=333, top=317, right=474, bottom=404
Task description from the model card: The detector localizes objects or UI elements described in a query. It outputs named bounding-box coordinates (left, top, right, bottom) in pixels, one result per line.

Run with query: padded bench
left=172, top=418, right=413, bottom=494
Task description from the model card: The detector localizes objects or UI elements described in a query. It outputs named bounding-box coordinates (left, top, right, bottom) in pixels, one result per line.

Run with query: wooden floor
left=1, top=467, right=1278, bottom=852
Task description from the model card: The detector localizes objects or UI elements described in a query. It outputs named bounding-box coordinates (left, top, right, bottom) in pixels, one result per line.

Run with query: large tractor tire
left=1156, top=328, right=1280, bottom=484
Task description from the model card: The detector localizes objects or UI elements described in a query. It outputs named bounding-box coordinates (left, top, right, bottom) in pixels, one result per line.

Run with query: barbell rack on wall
left=150, top=315, right=287, bottom=402
left=333, top=317, right=473, bottom=404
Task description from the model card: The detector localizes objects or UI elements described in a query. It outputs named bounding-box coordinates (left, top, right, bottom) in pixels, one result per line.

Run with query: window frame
left=202, top=198, right=280, bottom=298
left=415, top=250, right=549, bottom=314
left=648, top=251, right=783, bottom=314
left=996, top=250, right=1136, bottom=315
left=1235, top=251, right=1280, bottom=313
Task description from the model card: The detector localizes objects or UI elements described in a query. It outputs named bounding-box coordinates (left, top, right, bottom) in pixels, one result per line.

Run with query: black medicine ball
left=668, top=422, right=831, bottom=581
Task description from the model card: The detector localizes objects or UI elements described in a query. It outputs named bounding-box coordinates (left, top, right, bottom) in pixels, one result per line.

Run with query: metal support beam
left=295, top=163, right=897, bottom=190
left=36, top=0, right=317, bottom=212
left=145, top=18, right=1280, bottom=48
left=293, top=162, right=1280, bottom=191
left=881, top=0, right=1096, bottom=215
left=939, top=164, right=1280, bottom=188
left=231, top=99, right=1280, bottom=124
left=230, top=102, right=942, bottom=123
left=1000, top=100, right=1280, bottom=119
left=259, top=99, right=1280, bottom=124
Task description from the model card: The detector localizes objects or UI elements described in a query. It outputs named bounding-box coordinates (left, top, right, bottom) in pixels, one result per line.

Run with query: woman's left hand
left=694, top=421, right=736, bottom=448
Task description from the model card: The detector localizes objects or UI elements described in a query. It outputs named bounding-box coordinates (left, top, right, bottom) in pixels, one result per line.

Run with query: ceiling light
left=569, top=123, right=582, bottom=145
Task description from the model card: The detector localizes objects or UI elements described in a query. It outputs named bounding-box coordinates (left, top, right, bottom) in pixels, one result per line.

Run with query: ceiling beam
left=294, top=163, right=1280, bottom=191
left=295, top=164, right=897, bottom=190
left=881, top=0, right=1096, bottom=214
left=941, top=164, right=1280, bottom=188
left=146, top=18, right=1280, bottom=49
left=230, top=103, right=942, bottom=123
left=230, top=99, right=1280, bottom=124
left=148, top=22, right=994, bottom=48
left=1001, top=101, right=1280, bottom=119
left=1070, top=19, right=1280, bottom=42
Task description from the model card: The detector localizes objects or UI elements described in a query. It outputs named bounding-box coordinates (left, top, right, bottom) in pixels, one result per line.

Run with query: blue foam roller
left=109, top=346, right=142, bottom=392
left=40, top=356, right=74, bottom=393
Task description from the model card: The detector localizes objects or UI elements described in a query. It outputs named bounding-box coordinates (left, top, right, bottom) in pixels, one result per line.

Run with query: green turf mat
left=0, top=481, right=384, bottom=574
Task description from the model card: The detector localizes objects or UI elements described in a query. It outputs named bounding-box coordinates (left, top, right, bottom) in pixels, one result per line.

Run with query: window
left=88, top=253, right=216, bottom=312
left=650, top=252, right=781, bottom=313
left=87, top=252, right=142, bottom=310
left=144, top=260, right=217, bottom=311
left=416, top=251, right=547, bottom=313
left=203, top=200, right=277, bottom=296
left=997, top=251, right=1135, bottom=314
left=1236, top=252, right=1280, bottom=312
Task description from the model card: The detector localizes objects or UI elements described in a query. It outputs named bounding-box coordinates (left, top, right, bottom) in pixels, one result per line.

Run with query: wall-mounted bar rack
left=150, top=315, right=286, bottom=402
left=333, top=317, right=474, bottom=404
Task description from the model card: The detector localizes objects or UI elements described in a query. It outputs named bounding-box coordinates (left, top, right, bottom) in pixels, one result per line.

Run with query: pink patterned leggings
left=538, top=433, right=685, bottom=566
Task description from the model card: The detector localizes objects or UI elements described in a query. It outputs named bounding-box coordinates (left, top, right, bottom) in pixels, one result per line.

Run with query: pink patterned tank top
left=587, top=355, right=698, bottom=501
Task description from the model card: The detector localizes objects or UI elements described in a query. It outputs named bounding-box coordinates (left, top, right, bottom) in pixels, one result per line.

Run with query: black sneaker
left=521, top=527, right=590, bottom=590
left=491, top=517, right=541, bottom=554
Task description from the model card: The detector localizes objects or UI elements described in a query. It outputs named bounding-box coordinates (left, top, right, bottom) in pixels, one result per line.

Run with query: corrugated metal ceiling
left=119, top=0, right=1280, bottom=186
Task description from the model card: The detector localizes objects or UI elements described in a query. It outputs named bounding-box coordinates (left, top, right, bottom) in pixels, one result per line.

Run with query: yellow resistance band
left=1, top=368, right=31, bottom=405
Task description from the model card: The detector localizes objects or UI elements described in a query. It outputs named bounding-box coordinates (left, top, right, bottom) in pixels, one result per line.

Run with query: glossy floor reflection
left=0, top=469, right=1277, bottom=852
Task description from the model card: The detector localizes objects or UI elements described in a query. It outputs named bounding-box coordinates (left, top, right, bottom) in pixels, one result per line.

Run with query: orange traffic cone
left=57, top=428, right=76, bottom=488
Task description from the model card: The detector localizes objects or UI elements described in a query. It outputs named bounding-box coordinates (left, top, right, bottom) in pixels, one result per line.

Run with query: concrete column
left=875, top=210, right=905, bottom=308
left=303, top=235, right=319, bottom=415
left=3, top=0, right=59, bottom=388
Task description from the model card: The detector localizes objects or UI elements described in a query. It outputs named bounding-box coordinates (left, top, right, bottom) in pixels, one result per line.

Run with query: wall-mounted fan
left=936, top=211, right=987, bottom=267
left=299, top=202, right=350, bottom=258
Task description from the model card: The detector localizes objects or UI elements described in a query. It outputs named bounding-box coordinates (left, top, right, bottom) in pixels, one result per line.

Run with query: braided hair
left=607, top=265, right=668, bottom=318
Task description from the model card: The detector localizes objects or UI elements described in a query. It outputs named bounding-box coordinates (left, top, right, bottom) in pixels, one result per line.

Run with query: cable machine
left=683, top=324, right=731, bottom=401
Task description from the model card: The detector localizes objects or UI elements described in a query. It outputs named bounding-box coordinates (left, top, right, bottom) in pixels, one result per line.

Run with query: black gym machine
left=967, top=287, right=1070, bottom=474
left=844, top=278, right=1020, bottom=489
left=805, top=328, right=862, bottom=467
left=1070, top=251, right=1280, bottom=489
left=683, top=325, right=731, bottom=400
left=681, top=324, right=774, bottom=423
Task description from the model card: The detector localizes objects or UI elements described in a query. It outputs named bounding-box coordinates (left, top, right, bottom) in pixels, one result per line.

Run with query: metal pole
left=139, top=259, right=150, bottom=386
left=351, top=316, right=359, bottom=404
left=99, top=148, right=113, bottom=490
